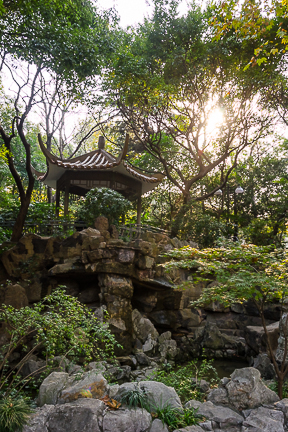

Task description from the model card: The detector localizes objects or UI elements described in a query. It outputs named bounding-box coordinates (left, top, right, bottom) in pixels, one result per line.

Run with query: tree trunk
left=278, top=374, right=284, bottom=400
left=11, top=194, right=33, bottom=242
left=47, top=186, right=53, bottom=203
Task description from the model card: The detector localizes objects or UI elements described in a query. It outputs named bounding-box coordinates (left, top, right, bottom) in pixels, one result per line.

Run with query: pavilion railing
left=0, top=219, right=87, bottom=237
left=117, top=223, right=170, bottom=241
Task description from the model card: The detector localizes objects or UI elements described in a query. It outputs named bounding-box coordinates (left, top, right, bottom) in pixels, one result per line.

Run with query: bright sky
left=97, top=0, right=189, bottom=27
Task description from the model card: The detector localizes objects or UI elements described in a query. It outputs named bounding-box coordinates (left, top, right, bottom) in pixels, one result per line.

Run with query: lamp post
left=214, top=185, right=244, bottom=241
left=233, top=186, right=244, bottom=241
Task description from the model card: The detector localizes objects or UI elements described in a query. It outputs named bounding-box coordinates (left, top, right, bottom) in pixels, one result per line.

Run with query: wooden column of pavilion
left=32, top=134, right=164, bottom=224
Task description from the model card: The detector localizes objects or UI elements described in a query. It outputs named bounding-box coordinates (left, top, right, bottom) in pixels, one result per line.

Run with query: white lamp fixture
left=215, top=189, right=223, bottom=195
left=235, top=186, right=244, bottom=194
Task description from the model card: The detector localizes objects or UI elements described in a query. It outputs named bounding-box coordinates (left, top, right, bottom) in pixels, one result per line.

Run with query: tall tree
left=0, top=0, right=119, bottom=241
left=103, top=1, right=278, bottom=235
left=210, top=0, right=288, bottom=69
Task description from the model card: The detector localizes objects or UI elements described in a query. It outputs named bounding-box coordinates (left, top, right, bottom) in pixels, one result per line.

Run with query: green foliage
left=268, top=380, right=288, bottom=398
left=0, top=288, right=119, bottom=396
left=76, top=187, right=132, bottom=226
left=0, top=396, right=33, bottom=432
left=0, top=0, right=118, bottom=83
left=230, top=149, right=288, bottom=247
left=163, top=244, right=288, bottom=308
left=151, top=404, right=202, bottom=431
left=174, top=208, right=229, bottom=248
left=163, top=244, right=288, bottom=398
left=210, top=0, right=288, bottom=68
left=118, top=384, right=149, bottom=409
left=154, top=359, right=219, bottom=402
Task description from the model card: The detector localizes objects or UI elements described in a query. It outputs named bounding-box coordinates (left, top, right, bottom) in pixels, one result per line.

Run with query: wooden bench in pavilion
left=32, top=134, right=164, bottom=224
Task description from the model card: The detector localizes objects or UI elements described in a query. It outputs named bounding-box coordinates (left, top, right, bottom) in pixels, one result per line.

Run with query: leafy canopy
left=0, top=0, right=118, bottom=83
left=163, top=244, right=288, bottom=307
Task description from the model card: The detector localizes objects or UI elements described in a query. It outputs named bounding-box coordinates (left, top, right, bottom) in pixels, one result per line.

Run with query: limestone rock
left=58, top=372, right=108, bottom=404
left=133, top=292, right=157, bottom=313
left=38, top=372, right=69, bottom=406
left=252, top=353, right=275, bottom=379
left=242, top=406, right=284, bottom=432
left=1, top=234, right=48, bottom=277
left=185, top=400, right=243, bottom=429
left=48, top=399, right=104, bottom=432
left=275, top=398, right=288, bottom=421
left=135, top=352, right=151, bottom=366
left=105, top=365, right=131, bottom=383
left=142, top=334, right=158, bottom=355
left=276, top=312, right=288, bottom=364
left=21, top=356, right=46, bottom=379
left=117, top=381, right=182, bottom=412
left=78, top=286, right=100, bottom=303
left=48, top=258, right=84, bottom=276
left=132, top=309, right=159, bottom=344
left=136, top=255, right=155, bottom=270
left=149, top=418, right=169, bottom=432
left=94, top=216, right=109, bottom=232
left=245, top=322, right=279, bottom=355
left=4, top=283, right=29, bottom=308
left=103, top=407, right=152, bottom=432
left=109, top=225, right=119, bottom=239
left=118, top=249, right=135, bottom=263
left=99, top=274, right=134, bottom=354
left=158, top=332, right=178, bottom=360
left=24, top=275, right=42, bottom=302
left=200, top=322, right=226, bottom=350
left=99, top=274, right=133, bottom=299
left=177, top=309, right=202, bottom=329
left=23, top=404, right=53, bottom=432
left=208, top=367, right=279, bottom=411
left=172, top=427, right=205, bottom=432
left=108, top=384, right=120, bottom=399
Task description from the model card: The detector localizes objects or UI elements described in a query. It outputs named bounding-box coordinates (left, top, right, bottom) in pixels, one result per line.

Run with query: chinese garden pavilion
left=33, top=134, right=164, bottom=224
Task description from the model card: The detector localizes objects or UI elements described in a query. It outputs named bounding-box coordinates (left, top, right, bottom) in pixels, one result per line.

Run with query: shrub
left=151, top=403, right=202, bottom=431
left=0, top=396, right=33, bottom=432
left=154, top=359, right=219, bottom=402
left=118, top=384, right=149, bottom=409
left=0, top=287, right=119, bottom=397
left=76, top=187, right=132, bottom=226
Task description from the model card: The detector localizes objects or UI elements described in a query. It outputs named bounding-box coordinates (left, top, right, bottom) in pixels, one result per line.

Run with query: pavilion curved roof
left=32, top=134, right=164, bottom=195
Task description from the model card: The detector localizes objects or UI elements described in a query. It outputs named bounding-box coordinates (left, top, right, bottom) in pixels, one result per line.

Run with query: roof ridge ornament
left=98, top=136, right=105, bottom=149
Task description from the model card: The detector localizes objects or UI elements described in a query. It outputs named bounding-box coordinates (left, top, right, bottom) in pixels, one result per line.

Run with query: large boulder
left=149, top=419, right=169, bottom=432
left=208, top=367, right=279, bottom=411
left=102, top=408, right=152, bottom=432
left=58, top=371, right=108, bottom=404
left=38, top=372, right=70, bottom=406
left=275, top=398, right=288, bottom=422
left=185, top=400, right=243, bottom=429
left=157, top=331, right=178, bottom=360
left=23, top=399, right=105, bottom=432
left=245, top=322, right=279, bottom=355
left=252, top=353, right=275, bottom=379
left=99, top=274, right=134, bottom=355
left=132, top=309, right=159, bottom=344
left=116, top=381, right=182, bottom=412
left=23, top=405, right=54, bottom=432
left=4, top=283, right=29, bottom=308
left=242, top=406, right=285, bottom=432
